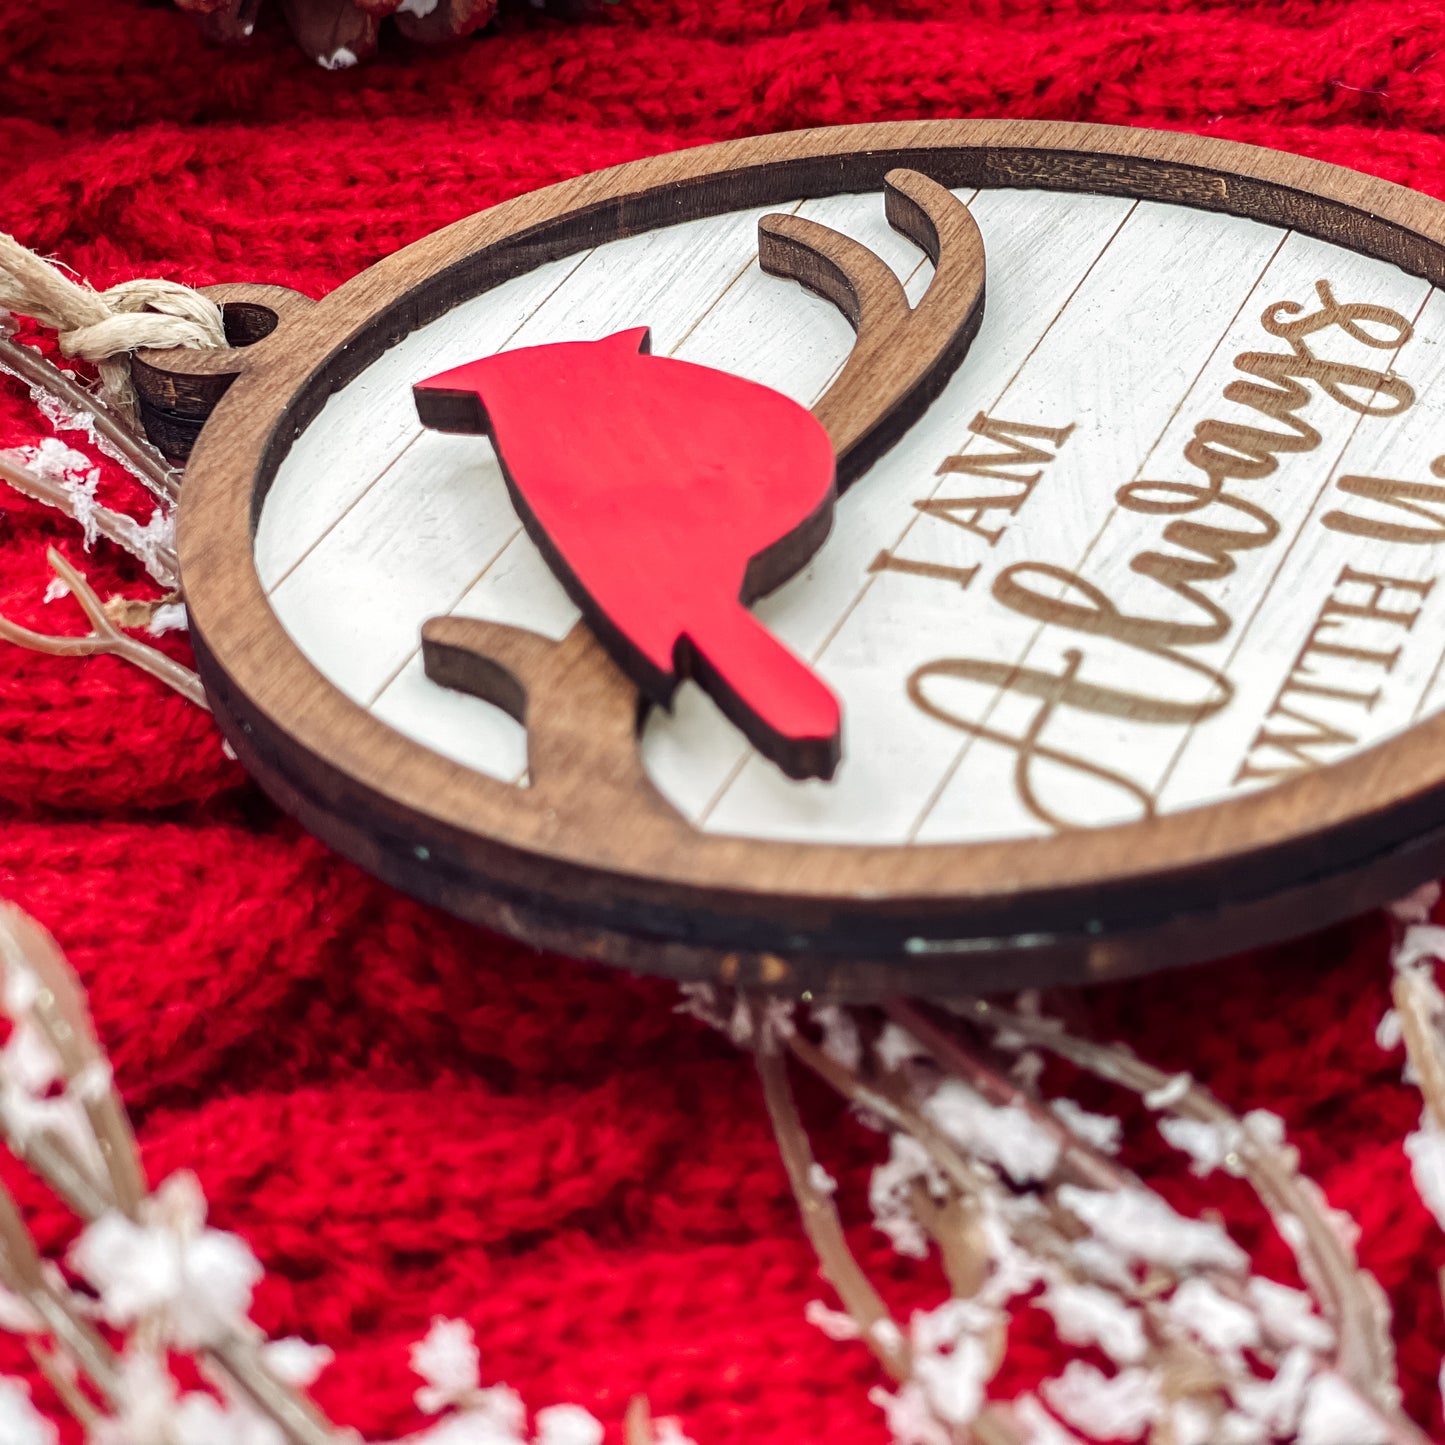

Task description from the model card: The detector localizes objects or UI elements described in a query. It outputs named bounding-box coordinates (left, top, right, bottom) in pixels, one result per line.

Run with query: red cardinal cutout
left=414, top=328, right=842, bottom=780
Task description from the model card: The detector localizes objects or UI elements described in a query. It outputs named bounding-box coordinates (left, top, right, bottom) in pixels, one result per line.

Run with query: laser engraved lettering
left=867, top=553, right=980, bottom=589
left=909, top=567, right=1232, bottom=831
left=1323, top=457, right=1445, bottom=544
left=1236, top=567, right=1435, bottom=782
left=905, top=282, right=1419, bottom=831
left=871, top=412, right=1074, bottom=591
left=915, top=412, right=1075, bottom=547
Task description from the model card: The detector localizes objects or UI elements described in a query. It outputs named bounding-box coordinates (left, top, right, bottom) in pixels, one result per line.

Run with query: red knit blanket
left=0, top=2, right=1441, bottom=1438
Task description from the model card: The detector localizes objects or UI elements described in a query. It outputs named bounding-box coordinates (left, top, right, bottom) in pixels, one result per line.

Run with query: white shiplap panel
left=255, top=255, right=586, bottom=590
left=918, top=231, right=1432, bottom=841
left=1151, top=279, right=1445, bottom=808
left=663, top=189, right=956, bottom=403
left=494, top=202, right=806, bottom=358
left=643, top=187, right=1139, bottom=821
left=699, top=201, right=1282, bottom=843
left=268, top=429, right=518, bottom=705
left=447, top=529, right=578, bottom=641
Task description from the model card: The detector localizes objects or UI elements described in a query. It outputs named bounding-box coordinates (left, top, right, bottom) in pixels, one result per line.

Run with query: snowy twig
left=0, top=1181, right=121, bottom=1409
left=676, top=973, right=1436, bottom=1442
left=786, top=1029, right=993, bottom=1203
left=27, top=1339, right=102, bottom=1429
left=885, top=1001, right=1128, bottom=1195
left=9, top=912, right=643, bottom=1445
left=954, top=997, right=1423, bottom=1442
left=0, top=904, right=349, bottom=1445
left=0, top=335, right=178, bottom=505
left=759, top=1011, right=1029, bottom=1445
left=0, top=908, right=145, bottom=1216
left=755, top=1038, right=911, bottom=1382
left=623, top=1396, right=654, bottom=1445
left=214, top=1339, right=352, bottom=1445
left=0, top=450, right=177, bottom=588
left=0, top=548, right=207, bottom=709
left=1394, top=976, right=1445, bottom=1131
left=908, top=1184, right=988, bottom=1300
left=1382, top=892, right=1445, bottom=1366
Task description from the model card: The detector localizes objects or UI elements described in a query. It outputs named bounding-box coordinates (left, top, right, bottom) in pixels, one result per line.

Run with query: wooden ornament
left=139, top=119, right=1445, bottom=997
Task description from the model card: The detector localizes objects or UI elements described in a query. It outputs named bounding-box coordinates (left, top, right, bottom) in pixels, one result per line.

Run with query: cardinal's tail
left=681, top=605, right=841, bottom=781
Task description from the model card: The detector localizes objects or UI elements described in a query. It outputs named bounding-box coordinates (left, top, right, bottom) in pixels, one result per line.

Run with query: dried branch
left=755, top=1038, right=911, bottom=1382
left=785, top=1029, right=987, bottom=1202
left=3, top=1123, right=110, bottom=1223
left=0, top=1181, right=120, bottom=1408
left=212, top=1337, right=353, bottom=1445
left=0, top=335, right=179, bottom=504
left=1393, top=971, right=1445, bottom=1132
left=0, top=905, right=348, bottom=1445
left=0, top=1176, right=46, bottom=1299
left=623, top=1395, right=655, bottom=1445
left=0, top=548, right=207, bottom=710
left=954, top=998, right=1423, bottom=1441
left=762, top=1016, right=1030, bottom=1445
left=886, top=1000, right=1130, bottom=1195
left=0, top=908, right=146, bottom=1216
left=1384, top=908, right=1445, bottom=1335
left=909, top=1184, right=989, bottom=1299
left=27, top=1340, right=101, bottom=1429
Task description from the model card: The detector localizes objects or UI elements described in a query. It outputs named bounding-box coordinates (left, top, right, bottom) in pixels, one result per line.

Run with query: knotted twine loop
left=0, top=231, right=228, bottom=425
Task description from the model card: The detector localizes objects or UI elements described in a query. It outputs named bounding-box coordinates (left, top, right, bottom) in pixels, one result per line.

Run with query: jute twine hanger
left=0, top=231, right=229, bottom=426
left=0, top=232, right=229, bottom=707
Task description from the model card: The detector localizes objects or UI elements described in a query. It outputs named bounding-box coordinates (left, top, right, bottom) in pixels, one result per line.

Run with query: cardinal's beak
left=413, top=370, right=493, bottom=435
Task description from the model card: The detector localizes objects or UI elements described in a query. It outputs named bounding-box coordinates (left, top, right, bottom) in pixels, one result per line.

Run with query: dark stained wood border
left=177, top=120, right=1445, bottom=997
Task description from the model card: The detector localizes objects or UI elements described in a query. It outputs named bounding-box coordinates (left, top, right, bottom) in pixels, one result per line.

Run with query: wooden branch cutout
left=758, top=167, right=988, bottom=487
left=414, top=171, right=987, bottom=782
left=421, top=614, right=689, bottom=830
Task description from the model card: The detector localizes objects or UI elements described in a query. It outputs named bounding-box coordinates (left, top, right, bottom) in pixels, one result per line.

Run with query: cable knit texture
left=1, top=1, right=1444, bottom=1439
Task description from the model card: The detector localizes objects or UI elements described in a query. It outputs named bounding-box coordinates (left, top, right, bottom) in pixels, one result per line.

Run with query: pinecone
left=174, top=0, right=503, bottom=66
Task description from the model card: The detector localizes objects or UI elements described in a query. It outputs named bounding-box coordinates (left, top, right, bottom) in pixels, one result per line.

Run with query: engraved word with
left=1236, top=566, right=1436, bottom=782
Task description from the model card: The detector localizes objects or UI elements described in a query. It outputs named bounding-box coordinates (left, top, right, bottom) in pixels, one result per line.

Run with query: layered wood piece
left=160, top=121, right=1445, bottom=992
left=260, top=181, right=1445, bottom=850
left=405, top=170, right=985, bottom=783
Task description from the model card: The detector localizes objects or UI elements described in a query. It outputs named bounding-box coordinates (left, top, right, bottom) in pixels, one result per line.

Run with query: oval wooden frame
left=176, top=119, right=1445, bottom=997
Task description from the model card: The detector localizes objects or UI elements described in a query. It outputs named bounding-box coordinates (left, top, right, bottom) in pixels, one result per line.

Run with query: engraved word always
left=907, top=282, right=1417, bottom=832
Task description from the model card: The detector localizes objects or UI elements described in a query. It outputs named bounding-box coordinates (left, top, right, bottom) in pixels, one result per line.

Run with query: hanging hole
left=221, top=302, right=280, bottom=347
